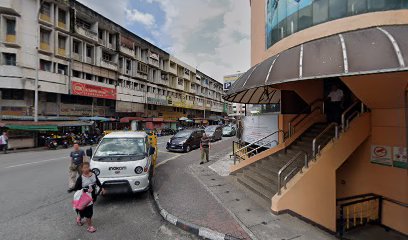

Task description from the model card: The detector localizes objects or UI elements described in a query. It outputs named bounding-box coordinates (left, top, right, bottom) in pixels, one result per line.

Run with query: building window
left=3, top=53, right=16, bottom=66
left=40, top=29, right=50, bottom=45
left=72, top=70, right=81, bottom=78
left=313, top=0, right=329, bottom=25
left=85, top=73, right=93, bottom=80
left=40, top=59, right=52, bottom=71
left=76, top=18, right=91, bottom=29
left=6, top=18, right=16, bottom=35
left=58, top=9, right=66, bottom=24
left=58, top=35, right=66, bottom=50
left=73, top=40, right=81, bottom=54
left=2, top=89, right=24, bottom=100
left=46, top=93, right=57, bottom=102
left=108, top=33, right=113, bottom=44
left=57, top=64, right=67, bottom=75
left=40, top=2, right=51, bottom=17
left=102, top=52, right=112, bottom=62
left=137, top=62, right=148, bottom=74
left=98, top=30, right=103, bottom=40
left=86, top=46, right=93, bottom=58
left=178, top=79, right=183, bottom=86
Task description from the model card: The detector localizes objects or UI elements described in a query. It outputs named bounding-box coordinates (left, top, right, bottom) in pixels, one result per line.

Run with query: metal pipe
left=277, top=152, right=302, bottom=195
left=234, top=130, right=282, bottom=155
left=361, top=102, right=365, bottom=113
left=312, top=138, right=317, bottom=158
left=335, top=125, right=339, bottom=139
left=341, top=101, right=359, bottom=131
left=288, top=122, right=292, bottom=137
left=304, top=153, right=308, bottom=169
left=284, top=167, right=297, bottom=189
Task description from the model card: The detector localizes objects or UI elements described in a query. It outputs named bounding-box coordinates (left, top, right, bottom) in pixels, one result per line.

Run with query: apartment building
left=0, top=0, right=226, bottom=122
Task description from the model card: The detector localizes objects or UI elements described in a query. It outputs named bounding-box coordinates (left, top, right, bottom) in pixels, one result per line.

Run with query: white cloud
left=77, top=0, right=129, bottom=26
left=149, top=0, right=251, bottom=82
left=125, top=9, right=156, bottom=28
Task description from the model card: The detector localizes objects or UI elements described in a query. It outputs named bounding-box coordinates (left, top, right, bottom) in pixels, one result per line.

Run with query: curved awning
left=224, top=25, right=408, bottom=103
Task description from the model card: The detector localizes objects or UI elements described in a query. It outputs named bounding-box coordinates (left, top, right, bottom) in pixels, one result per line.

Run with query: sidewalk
left=154, top=138, right=336, bottom=240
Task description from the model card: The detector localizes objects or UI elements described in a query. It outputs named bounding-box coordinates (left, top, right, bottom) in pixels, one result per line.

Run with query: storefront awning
left=224, top=25, right=408, bottom=104
left=79, top=117, right=115, bottom=122
left=6, top=125, right=59, bottom=132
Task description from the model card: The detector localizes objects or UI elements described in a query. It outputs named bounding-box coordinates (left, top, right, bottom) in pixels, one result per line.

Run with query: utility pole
left=34, top=0, right=44, bottom=122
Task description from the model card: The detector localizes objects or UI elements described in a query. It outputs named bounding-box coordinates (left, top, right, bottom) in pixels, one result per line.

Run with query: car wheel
left=186, top=145, right=191, bottom=152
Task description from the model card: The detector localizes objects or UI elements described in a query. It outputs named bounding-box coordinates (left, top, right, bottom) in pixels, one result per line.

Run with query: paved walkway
left=154, top=138, right=337, bottom=240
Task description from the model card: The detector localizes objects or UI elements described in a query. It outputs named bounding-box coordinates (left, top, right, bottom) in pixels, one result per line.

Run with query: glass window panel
left=298, top=5, right=313, bottom=31
left=367, top=0, right=386, bottom=11
left=348, top=0, right=368, bottom=15
left=383, top=0, right=403, bottom=10
left=313, top=0, right=329, bottom=25
left=403, top=0, right=408, bottom=8
left=287, top=0, right=299, bottom=35
left=277, top=0, right=287, bottom=38
left=329, top=0, right=347, bottom=20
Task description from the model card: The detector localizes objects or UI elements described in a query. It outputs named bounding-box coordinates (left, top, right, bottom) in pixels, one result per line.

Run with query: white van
left=88, top=131, right=155, bottom=194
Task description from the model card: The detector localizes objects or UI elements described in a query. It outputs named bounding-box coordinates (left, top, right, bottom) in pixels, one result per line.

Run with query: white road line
left=4, top=157, right=66, bottom=169
left=156, top=155, right=182, bottom=168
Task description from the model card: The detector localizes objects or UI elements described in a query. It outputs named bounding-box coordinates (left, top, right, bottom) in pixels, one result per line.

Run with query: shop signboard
left=370, top=145, right=392, bottom=166
left=71, top=81, right=116, bottom=100
left=223, top=73, right=243, bottom=91
left=393, top=147, right=407, bottom=169
left=242, top=114, right=279, bottom=148
left=147, top=97, right=168, bottom=106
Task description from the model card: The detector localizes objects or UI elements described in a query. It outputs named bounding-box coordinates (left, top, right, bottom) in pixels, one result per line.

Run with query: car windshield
left=94, top=138, right=146, bottom=157
left=174, top=131, right=191, bottom=138
left=223, top=127, right=231, bottom=131
left=205, top=126, right=216, bottom=132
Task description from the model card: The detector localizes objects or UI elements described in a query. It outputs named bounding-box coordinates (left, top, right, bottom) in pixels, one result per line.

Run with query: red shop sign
left=71, top=81, right=116, bottom=100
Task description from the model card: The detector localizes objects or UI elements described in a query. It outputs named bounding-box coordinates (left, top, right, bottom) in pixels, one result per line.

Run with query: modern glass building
left=266, top=0, right=408, bottom=48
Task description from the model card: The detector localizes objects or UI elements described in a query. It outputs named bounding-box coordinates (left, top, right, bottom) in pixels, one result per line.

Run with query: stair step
left=253, top=163, right=280, bottom=176
left=241, top=169, right=277, bottom=190
left=236, top=175, right=274, bottom=201
left=245, top=167, right=277, bottom=184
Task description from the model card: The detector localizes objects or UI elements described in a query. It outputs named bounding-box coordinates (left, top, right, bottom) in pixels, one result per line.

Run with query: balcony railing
left=39, top=14, right=51, bottom=23
left=57, top=21, right=66, bottom=29
left=57, top=48, right=66, bottom=57
left=39, top=42, right=50, bottom=51
left=5, top=34, right=16, bottom=43
left=75, top=25, right=98, bottom=42
left=101, top=59, right=118, bottom=71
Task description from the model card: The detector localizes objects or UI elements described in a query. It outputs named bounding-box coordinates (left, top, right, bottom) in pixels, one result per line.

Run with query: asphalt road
left=0, top=135, right=196, bottom=240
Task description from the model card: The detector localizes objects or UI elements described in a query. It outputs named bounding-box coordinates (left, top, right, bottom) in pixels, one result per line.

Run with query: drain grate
left=261, top=221, right=267, bottom=225
left=235, top=198, right=240, bottom=201
left=246, top=209, right=251, bottom=212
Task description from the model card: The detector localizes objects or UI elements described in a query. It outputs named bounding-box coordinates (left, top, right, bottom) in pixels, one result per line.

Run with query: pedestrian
left=0, top=131, right=9, bottom=154
left=71, top=162, right=105, bottom=233
left=200, top=132, right=211, bottom=164
left=327, top=84, right=344, bottom=124
left=68, top=143, right=87, bottom=192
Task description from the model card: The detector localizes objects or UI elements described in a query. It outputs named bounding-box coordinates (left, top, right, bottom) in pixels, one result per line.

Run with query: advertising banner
left=242, top=114, right=279, bottom=148
left=71, top=81, right=116, bottom=100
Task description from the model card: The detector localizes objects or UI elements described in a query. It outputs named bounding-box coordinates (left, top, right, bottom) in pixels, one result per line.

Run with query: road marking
left=156, top=155, right=182, bottom=168
left=4, top=157, right=66, bottom=169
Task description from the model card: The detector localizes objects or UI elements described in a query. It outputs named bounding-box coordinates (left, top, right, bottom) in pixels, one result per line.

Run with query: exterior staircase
left=234, top=122, right=334, bottom=203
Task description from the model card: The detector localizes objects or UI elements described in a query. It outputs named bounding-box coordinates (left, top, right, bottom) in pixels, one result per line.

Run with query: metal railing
left=345, top=111, right=360, bottom=130
left=288, top=99, right=324, bottom=138
left=277, top=151, right=308, bottom=195
left=336, top=193, right=407, bottom=238
left=341, top=101, right=365, bottom=131
left=233, top=130, right=283, bottom=164
left=312, top=122, right=339, bottom=158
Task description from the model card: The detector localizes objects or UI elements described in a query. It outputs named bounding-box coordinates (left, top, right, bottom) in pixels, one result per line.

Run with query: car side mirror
left=149, top=147, right=155, bottom=156
left=86, top=148, right=93, bottom=157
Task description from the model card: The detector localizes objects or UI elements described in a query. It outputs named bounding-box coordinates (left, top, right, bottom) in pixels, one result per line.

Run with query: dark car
left=166, top=129, right=205, bottom=152
left=222, top=126, right=236, bottom=137
left=205, top=125, right=223, bottom=142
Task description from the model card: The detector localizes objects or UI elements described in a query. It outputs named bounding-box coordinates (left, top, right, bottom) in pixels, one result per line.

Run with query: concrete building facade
left=0, top=0, right=226, bottom=122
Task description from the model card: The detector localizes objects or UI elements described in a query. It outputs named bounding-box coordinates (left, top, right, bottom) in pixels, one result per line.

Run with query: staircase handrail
left=246, top=140, right=279, bottom=157
left=312, top=122, right=339, bottom=158
left=233, top=130, right=284, bottom=164
left=341, top=101, right=365, bottom=131
left=288, top=99, right=324, bottom=137
left=277, top=151, right=308, bottom=195
left=345, top=111, right=360, bottom=130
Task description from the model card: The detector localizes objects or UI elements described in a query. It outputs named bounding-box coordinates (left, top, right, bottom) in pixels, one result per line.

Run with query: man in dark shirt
left=200, top=133, right=211, bottom=164
left=68, top=143, right=87, bottom=192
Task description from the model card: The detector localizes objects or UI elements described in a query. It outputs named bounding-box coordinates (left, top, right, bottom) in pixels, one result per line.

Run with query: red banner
left=71, top=81, right=116, bottom=100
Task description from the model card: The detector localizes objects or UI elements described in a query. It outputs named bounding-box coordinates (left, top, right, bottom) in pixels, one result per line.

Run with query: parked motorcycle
left=45, top=137, right=58, bottom=150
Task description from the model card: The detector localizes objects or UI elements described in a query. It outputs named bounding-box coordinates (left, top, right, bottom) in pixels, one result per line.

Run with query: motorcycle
left=45, top=137, right=58, bottom=150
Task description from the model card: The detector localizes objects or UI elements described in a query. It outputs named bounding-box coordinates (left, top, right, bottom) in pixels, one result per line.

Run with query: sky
left=77, top=0, right=251, bottom=82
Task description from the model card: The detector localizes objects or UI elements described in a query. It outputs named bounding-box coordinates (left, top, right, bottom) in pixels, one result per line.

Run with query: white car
left=88, top=131, right=155, bottom=194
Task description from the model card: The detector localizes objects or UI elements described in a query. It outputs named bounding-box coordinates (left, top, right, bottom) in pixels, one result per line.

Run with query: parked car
left=205, top=125, right=223, bottom=141
left=222, top=126, right=236, bottom=137
left=161, top=128, right=176, bottom=136
left=166, top=129, right=204, bottom=152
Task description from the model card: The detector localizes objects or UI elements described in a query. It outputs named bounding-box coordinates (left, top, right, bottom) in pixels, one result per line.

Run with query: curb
left=152, top=191, right=242, bottom=240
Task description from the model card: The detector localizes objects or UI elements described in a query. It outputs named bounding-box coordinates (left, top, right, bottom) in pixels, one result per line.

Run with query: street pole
left=34, top=0, right=43, bottom=122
